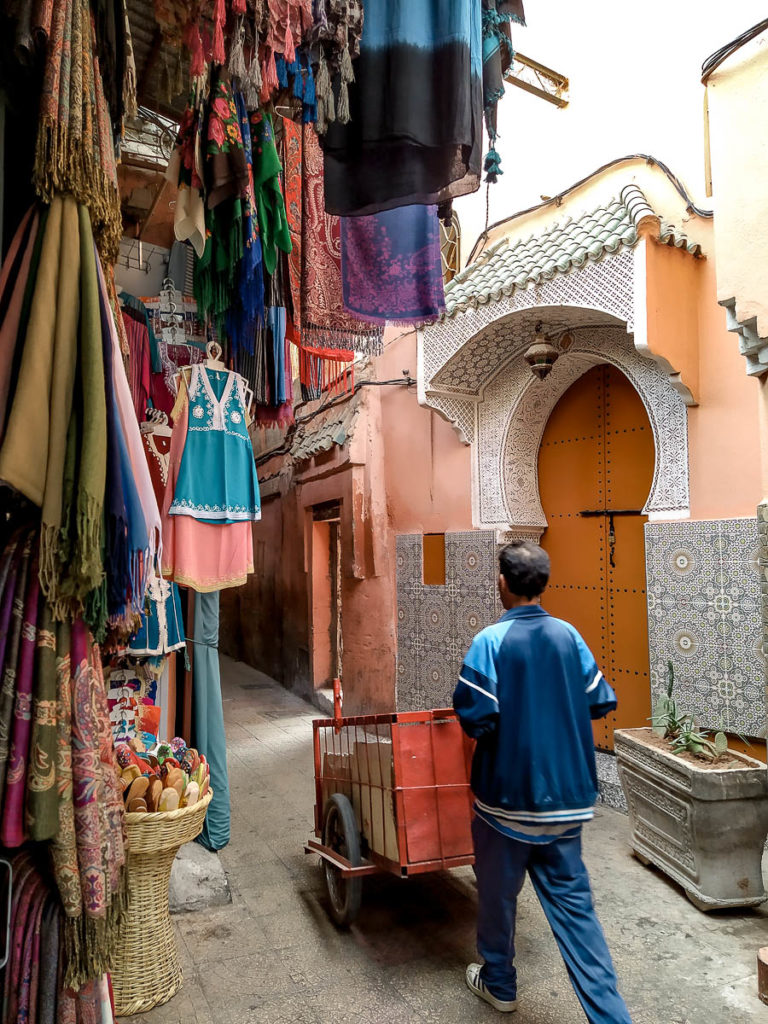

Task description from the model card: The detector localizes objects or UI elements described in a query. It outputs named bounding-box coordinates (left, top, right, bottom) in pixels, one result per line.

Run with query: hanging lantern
left=524, top=323, right=559, bottom=379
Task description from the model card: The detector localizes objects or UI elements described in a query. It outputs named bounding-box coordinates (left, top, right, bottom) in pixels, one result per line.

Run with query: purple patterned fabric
left=340, top=204, right=445, bottom=326
left=1, top=550, right=40, bottom=847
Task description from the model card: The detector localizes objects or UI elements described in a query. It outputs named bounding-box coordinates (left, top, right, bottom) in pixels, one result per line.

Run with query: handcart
left=304, top=698, right=475, bottom=926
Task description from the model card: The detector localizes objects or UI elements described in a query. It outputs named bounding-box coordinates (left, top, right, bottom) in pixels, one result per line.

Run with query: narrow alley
left=124, top=657, right=768, bottom=1024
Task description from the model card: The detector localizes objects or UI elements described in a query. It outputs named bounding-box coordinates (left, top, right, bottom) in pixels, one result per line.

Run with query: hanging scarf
left=52, top=617, right=127, bottom=991
left=0, top=532, right=34, bottom=799
left=26, top=601, right=60, bottom=841
left=227, top=91, right=265, bottom=358
left=0, top=209, right=39, bottom=441
left=341, top=204, right=446, bottom=325
left=295, top=124, right=381, bottom=353
left=205, top=72, right=249, bottom=209
left=0, top=197, right=65, bottom=507
left=38, top=899, right=60, bottom=1024
left=73, top=208, right=108, bottom=602
left=322, top=0, right=483, bottom=217
left=1, top=545, right=40, bottom=848
left=100, top=278, right=132, bottom=628
left=33, top=0, right=122, bottom=260
left=482, top=0, right=525, bottom=182
left=3, top=207, right=49, bottom=444
left=250, top=108, right=292, bottom=275
left=165, top=85, right=207, bottom=258
left=307, top=0, right=363, bottom=133
left=39, top=196, right=82, bottom=614
left=97, top=256, right=159, bottom=616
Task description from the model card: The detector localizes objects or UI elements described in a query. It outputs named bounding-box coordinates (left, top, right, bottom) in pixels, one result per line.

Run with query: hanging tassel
left=228, top=17, right=247, bottom=82
left=275, top=54, right=288, bottom=88
left=245, top=53, right=262, bottom=107
left=187, top=21, right=205, bottom=78
left=483, top=145, right=503, bottom=184
left=261, top=48, right=278, bottom=102
left=232, top=0, right=246, bottom=12
left=337, top=27, right=354, bottom=124
left=340, top=40, right=354, bottom=85
left=337, top=80, right=350, bottom=124
left=212, top=0, right=226, bottom=65
left=284, top=20, right=296, bottom=64
left=315, top=51, right=334, bottom=133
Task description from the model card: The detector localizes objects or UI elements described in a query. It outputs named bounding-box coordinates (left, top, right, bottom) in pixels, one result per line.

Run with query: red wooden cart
left=305, top=703, right=475, bottom=925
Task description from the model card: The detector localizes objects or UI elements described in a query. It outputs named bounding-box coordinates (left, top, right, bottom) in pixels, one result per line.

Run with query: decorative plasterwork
left=420, top=246, right=636, bottom=406
left=721, top=297, right=768, bottom=377
left=475, top=326, right=690, bottom=531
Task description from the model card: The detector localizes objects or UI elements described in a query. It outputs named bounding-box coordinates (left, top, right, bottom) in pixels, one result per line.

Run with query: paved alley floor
left=122, top=657, right=768, bottom=1024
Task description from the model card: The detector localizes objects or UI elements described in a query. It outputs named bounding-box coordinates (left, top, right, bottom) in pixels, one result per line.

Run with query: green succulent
left=651, top=660, right=729, bottom=762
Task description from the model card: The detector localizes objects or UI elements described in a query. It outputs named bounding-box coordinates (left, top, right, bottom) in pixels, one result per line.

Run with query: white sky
left=456, top=0, right=768, bottom=249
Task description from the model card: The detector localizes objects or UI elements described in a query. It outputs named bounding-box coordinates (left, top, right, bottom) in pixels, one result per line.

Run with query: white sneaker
left=465, top=964, right=518, bottom=1013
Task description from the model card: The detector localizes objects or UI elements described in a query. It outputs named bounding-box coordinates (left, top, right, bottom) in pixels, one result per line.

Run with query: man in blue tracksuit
left=453, top=540, right=631, bottom=1022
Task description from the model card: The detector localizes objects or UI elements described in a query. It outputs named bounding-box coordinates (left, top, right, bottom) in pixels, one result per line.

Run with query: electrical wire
left=254, top=377, right=416, bottom=466
left=701, top=17, right=768, bottom=83
left=467, top=153, right=714, bottom=265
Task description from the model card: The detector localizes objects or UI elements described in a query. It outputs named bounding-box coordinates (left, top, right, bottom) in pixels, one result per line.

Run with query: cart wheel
left=322, top=794, right=362, bottom=927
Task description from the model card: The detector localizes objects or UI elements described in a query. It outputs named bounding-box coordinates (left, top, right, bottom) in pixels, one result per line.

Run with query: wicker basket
left=111, top=789, right=213, bottom=1017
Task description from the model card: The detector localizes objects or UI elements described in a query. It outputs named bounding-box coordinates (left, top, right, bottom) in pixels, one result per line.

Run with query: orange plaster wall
left=644, top=240, right=700, bottom=402
left=643, top=229, right=762, bottom=520
left=682, top=233, right=761, bottom=519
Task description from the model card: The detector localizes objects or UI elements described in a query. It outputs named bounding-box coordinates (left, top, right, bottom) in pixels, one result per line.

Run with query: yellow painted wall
left=707, top=30, right=768, bottom=338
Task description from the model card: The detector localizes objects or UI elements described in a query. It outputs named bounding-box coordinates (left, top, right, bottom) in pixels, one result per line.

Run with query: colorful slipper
left=159, top=788, right=180, bottom=813
left=182, top=781, right=200, bottom=808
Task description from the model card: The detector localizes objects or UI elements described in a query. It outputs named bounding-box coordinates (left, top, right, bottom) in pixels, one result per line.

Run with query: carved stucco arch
left=475, top=326, right=689, bottom=532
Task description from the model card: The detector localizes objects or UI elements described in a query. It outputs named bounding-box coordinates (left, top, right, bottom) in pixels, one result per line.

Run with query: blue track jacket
left=453, top=605, right=617, bottom=827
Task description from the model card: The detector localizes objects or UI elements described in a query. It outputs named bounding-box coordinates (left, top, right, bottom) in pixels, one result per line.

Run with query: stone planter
left=615, top=728, right=768, bottom=911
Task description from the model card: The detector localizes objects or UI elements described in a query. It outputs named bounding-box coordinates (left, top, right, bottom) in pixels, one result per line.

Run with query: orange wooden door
left=538, top=365, right=654, bottom=751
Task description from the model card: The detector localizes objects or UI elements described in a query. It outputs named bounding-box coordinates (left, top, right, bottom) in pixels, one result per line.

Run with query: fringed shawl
left=33, top=0, right=122, bottom=260
left=341, top=204, right=445, bottom=326
left=96, top=254, right=161, bottom=606
left=52, top=618, right=127, bottom=991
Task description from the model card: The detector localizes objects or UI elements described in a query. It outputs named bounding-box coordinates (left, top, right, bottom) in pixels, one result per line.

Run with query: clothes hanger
left=140, top=408, right=172, bottom=437
left=205, top=339, right=227, bottom=370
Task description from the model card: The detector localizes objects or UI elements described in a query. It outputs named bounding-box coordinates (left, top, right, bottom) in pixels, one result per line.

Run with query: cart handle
left=333, top=677, right=343, bottom=734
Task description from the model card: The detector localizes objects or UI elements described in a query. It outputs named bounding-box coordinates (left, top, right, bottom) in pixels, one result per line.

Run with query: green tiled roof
left=445, top=184, right=701, bottom=317
left=290, top=397, right=359, bottom=462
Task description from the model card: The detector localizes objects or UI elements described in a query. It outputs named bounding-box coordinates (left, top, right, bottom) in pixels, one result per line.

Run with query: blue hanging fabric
left=193, top=591, right=231, bottom=851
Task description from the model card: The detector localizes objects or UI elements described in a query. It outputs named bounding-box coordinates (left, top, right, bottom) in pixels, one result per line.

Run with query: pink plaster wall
left=377, top=329, right=474, bottom=534
left=221, top=331, right=475, bottom=714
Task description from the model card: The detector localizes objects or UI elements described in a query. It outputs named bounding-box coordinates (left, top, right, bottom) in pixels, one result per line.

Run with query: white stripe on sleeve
left=458, top=676, right=499, bottom=705
left=585, top=670, right=602, bottom=694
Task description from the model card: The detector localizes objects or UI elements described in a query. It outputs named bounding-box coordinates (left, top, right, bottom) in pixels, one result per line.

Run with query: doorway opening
left=312, top=502, right=343, bottom=688
left=538, top=364, right=654, bottom=751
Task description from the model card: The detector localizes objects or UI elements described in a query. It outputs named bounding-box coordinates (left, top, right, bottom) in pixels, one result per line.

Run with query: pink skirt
left=161, top=386, right=253, bottom=592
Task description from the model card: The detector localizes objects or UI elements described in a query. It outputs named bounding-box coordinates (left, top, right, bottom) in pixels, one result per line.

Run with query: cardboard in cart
left=351, top=733, right=399, bottom=863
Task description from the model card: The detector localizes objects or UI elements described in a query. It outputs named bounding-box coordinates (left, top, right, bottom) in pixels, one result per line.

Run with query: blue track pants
left=472, top=815, right=631, bottom=1023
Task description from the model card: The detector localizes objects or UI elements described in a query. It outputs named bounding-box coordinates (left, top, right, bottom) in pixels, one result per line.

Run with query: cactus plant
left=651, top=660, right=729, bottom=762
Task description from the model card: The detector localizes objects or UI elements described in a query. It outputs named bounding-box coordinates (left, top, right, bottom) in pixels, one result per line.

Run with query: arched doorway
left=538, top=364, right=655, bottom=751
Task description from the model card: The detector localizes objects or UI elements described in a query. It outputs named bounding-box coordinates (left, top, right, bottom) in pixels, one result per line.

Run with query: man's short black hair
left=498, top=541, right=550, bottom=598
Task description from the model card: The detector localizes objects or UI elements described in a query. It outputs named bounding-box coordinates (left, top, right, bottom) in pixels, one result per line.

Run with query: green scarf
left=71, top=206, right=107, bottom=602
left=39, top=196, right=82, bottom=611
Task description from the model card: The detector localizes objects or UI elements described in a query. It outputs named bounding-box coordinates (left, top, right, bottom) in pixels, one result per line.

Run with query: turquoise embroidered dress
left=169, top=364, right=261, bottom=523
